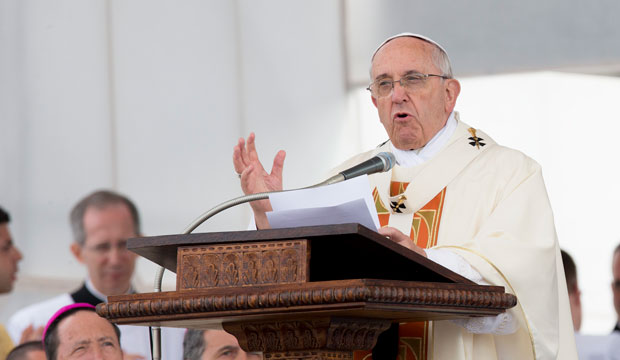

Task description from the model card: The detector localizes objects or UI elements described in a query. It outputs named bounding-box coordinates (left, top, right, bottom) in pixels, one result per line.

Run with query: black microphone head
left=376, top=152, right=396, bottom=171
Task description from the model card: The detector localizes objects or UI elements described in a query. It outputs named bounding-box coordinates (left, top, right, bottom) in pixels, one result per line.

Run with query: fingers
left=270, top=150, right=286, bottom=179
left=378, top=227, right=426, bottom=257
left=19, top=325, right=34, bottom=344
left=239, top=164, right=254, bottom=189
left=233, top=137, right=247, bottom=173
left=378, top=226, right=404, bottom=239
left=19, top=324, right=44, bottom=344
left=246, top=132, right=259, bottom=162
left=233, top=133, right=260, bottom=172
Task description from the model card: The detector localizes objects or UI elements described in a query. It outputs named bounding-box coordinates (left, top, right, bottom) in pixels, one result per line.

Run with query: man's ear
left=444, top=79, right=461, bottom=113
left=70, top=243, right=85, bottom=264
left=371, top=95, right=378, bottom=108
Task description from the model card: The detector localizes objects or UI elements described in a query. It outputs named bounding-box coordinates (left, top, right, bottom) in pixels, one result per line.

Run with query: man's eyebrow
left=403, top=70, right=423, bottom=76
left=97, top=336, right=116, bottom=343
left=374, top=70, right=422, bottom=81
left=71, top=339, right=92, bottom=348
left=216, top=345, right=239, bottom=355
left=374, top=73, right=391, bottom=81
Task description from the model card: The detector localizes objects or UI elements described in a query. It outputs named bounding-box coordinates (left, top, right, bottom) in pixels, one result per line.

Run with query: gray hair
left=430, top=44, right=453, bottom=79
left=369, top=34, right=454, bottom=79
left=183, top=329, right=207, bottom=360
left=70, top=190, right=141, bottom=246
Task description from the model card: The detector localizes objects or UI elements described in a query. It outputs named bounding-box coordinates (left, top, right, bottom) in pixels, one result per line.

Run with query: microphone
left=314, top=152, right=396, bottom=187
left=340, top=152, right=396, bottom=180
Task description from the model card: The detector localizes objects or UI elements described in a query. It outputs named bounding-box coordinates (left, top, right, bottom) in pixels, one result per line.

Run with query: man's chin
left=393, top=138, right=423, bottom=150
left=101, top=279, right=131, bottom=295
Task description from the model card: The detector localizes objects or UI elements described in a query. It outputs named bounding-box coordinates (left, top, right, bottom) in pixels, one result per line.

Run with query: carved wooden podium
left=97, top=223, right=516, bottom=359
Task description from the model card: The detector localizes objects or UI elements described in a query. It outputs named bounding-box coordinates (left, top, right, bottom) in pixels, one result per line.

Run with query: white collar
left=85, top=277, right=133, bottom=303
left=85, top=278, right=108, bottom=302
left=390, top=111, right=458, bottom=167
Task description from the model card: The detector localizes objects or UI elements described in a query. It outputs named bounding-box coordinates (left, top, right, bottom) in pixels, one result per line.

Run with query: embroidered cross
left=468, top=128, right=486, bottom=149
left=390, top=195, right=407, bottom=213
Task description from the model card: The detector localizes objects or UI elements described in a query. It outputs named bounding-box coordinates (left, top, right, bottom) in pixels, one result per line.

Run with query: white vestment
left=335, top=116, right=577, bottom=359
left=7, top=284, right=185, bottom=360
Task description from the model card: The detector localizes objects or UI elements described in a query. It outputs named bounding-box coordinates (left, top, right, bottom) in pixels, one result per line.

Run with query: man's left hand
left=378, top=227, right=427, bottom=257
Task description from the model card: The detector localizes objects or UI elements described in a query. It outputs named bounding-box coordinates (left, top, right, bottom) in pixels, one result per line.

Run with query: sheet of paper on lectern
left=266, top=175, right=380, bottom=231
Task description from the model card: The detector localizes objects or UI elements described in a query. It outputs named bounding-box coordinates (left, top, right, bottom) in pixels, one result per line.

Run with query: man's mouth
left=393, top=112, right=412, bottom=121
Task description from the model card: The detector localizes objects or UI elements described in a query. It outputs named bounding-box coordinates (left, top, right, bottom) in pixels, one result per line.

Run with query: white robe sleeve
left=426, top=248, right=518, bottom=335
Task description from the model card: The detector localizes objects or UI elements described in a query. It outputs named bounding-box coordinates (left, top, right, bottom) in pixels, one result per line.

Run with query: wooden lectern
left=97, top=223, right=516, bottom=359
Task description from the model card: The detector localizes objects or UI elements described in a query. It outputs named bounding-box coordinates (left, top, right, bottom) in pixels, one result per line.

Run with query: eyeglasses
left=366, top=72, right=449, bottom=98
left=84, top=240, right=129, bottom=255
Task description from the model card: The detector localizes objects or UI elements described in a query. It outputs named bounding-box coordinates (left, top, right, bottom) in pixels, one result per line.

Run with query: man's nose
left=92, top=345, right=106, bottom=360
left=13, top=246, right=23, bottom=262
left=391, top=80, right=408, bottom=103
left=108, top=246, right=125, bottom=265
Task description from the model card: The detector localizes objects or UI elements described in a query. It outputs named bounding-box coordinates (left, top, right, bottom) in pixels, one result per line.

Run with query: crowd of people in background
left=0, top=192, right=260, bottom=360
left=561, top=249, right=620, bottom=359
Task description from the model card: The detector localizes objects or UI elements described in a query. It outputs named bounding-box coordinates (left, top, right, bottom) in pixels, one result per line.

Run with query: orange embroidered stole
left=354, top=181, right=446, bottom=360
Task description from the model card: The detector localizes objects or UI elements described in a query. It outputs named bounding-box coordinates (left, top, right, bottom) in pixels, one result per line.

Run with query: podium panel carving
left=177, top=240, right=309, bottom=290
left=224, top=318, right=391, bottom=359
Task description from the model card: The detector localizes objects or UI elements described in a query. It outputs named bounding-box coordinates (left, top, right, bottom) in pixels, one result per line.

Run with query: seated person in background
left=561, top=249, right=582, bottom=332
left=0, top=206, right=25, bottom=359
left=612, top=244, right=620, bottom=333
left=6, top=341, right=45, bottom=360
left=183, top=329, right=262, bottom=360
left=43, top=303, right=122, bottom=360
left=571, top=244, right=620, bottom=360
left=8, top=190, right=185, bottom=359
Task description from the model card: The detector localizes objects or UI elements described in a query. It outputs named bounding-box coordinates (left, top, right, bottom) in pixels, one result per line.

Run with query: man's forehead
left=371, top=32, right=448, bottom=61
left=82, top=204, right=136, bottom=232
left=371, top=39, right=435, bottom=78
left=84, top=202, right=131, bottom=218
left=59, top=311, right=114, bottom=336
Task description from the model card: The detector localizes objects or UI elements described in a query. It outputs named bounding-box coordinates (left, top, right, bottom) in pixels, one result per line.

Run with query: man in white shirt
left=232, top=33, right=577, bottom=359
left=8, top=190, right=185, bottom=359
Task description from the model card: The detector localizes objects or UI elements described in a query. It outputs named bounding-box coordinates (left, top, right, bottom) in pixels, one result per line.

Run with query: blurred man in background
left=562, top=249, right=582, bottom=332
left=8, top=190, right=185, bottom=359
left=0, top=206, right=24, bottom=359
left=612, top=244, right=620, bottom=333
left=183, top=329, right=262, bottom=360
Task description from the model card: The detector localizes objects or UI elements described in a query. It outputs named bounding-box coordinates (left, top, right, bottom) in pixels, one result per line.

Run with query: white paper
left=266, top=175, right=380, bottom=230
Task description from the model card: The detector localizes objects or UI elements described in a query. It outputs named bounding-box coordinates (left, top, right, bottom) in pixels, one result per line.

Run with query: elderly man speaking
left=233, top=33, right=577, bottom=359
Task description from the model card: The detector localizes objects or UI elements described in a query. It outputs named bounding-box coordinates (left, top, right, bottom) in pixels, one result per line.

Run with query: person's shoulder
left=8, top=293, right=73, bottom=326
left=482, top=142, right=541, bottom=173
left=459, top=119, right=540, bottom=171
left=7, top=293, right=74, bottom=342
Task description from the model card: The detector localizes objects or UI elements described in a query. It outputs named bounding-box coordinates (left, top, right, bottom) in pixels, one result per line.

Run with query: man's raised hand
left=233, top=132, right=286, bottom=228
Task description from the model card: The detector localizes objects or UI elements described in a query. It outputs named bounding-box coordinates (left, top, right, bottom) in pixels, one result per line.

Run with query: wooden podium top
left=127, top=223, right=474, bottom=285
